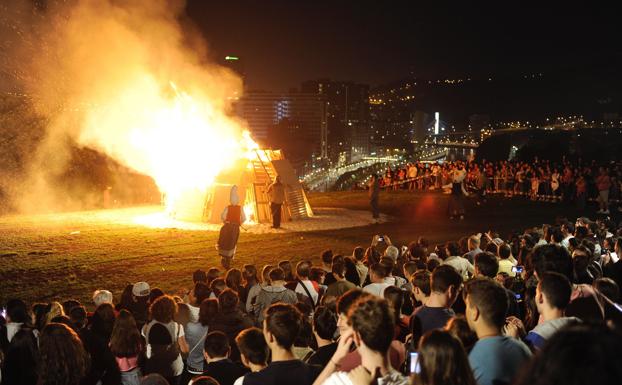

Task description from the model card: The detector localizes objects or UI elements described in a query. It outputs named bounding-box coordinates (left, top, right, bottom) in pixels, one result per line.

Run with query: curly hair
left=149, top=295, right=177, bottom=324
left=39, top=323, right=89, bottom=385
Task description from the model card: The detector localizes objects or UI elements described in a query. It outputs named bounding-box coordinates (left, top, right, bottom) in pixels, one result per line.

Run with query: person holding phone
left=368, top=174, right=380, bottom=222
left=412, top=330, right=477, bottom=385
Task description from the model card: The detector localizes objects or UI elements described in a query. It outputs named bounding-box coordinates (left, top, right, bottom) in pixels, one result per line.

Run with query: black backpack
left=144, top=323, right=180, bottom=379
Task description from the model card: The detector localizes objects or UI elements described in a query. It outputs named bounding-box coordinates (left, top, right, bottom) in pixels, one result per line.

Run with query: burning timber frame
left=168, top=149, right=313, bottom=224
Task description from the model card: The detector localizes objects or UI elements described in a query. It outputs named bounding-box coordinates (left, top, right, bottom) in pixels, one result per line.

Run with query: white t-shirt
left=498, top=259, right=517, bottom=277
left=384, top=276, right=407, bottom=289
left=142, top=320, right=185, bottom=376
left=321, top=369, right=409, bottom=385
left=6, top=322, right=23, bottom=343
left=187, top=304, right=200, bottom=323
left=363, top=282, right=392, bottom=297
left=443, top=256, right=474, bottom=281
left=295, top=279, right=319, bottom=304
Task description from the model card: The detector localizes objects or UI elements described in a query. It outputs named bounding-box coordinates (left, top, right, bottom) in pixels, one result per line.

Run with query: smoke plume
left=0, top=0, right=245, bottom=213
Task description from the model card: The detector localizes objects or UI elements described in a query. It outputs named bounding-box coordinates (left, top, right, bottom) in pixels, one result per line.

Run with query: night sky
left=187, top=1, right=621, bottom=92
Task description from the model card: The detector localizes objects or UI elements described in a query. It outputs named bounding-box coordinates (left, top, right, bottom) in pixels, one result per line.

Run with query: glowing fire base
left=165, top=149, right=313, bottom=225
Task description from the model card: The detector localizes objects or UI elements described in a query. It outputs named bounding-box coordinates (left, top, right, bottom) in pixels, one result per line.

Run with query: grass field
left=0, top=190, right=598, bottom=307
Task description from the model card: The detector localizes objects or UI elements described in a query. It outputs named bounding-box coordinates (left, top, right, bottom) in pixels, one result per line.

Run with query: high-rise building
left=235, top=91, right=279, bottom=144
left=301, top=79, right=370, bottom=163
left=235, top=91, right=326, bottom=172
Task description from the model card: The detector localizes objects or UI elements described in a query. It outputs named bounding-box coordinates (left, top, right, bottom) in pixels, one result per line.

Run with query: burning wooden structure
left=166, top=149, right=313, bottom=224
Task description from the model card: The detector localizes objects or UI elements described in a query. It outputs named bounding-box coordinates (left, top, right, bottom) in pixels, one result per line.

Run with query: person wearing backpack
left=295, top=261, right=320, bottom=309
left=142, top=296, right=189, bottom=385
left=253, top=268, right=297, bottom=323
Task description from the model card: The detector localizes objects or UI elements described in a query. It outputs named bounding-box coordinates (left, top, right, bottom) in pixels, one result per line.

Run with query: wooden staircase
left=250, top=150, right=312, bottom=223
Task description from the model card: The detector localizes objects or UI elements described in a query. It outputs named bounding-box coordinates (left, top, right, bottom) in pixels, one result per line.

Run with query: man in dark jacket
left=210, top=289, right=253, bottom=362
left=201, top=331, right=248, bottom=385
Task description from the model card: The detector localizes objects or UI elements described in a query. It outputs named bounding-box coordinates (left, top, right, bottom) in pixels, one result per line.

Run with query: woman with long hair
left=109, top=310, right=144, bottom=385
left=90, top=303, right=116, bottom=343
left=43, top=302, right=65, bottom=329
left=116, top=284, right=135, bottom=312
left=383, top=286, right=409, bottom=342
left=225, top=268, right=245, bottom=297
left=39, top=323, right=90, bottom=385
left=182, top=298, right=218, bottom=384
left=142, top=295, right=189, bottom=385
left=413, top=330, right=476, bottom=385
left=241, top=264, right=259, bottom=305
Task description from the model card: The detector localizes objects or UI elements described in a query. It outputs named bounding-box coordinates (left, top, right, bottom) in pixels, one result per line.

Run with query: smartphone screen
left=512, top=266, right=524, bottom=273
left=1, top=307, right=6, bottom=319
left=409, top=352, right=421, bottom=374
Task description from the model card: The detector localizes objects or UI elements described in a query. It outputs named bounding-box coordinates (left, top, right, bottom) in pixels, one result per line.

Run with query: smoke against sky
left=1, top=0, right=248, bottom=213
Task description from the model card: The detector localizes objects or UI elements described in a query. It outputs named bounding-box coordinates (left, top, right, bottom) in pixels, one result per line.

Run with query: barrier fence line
left=376, top=175, right=622, bottom=203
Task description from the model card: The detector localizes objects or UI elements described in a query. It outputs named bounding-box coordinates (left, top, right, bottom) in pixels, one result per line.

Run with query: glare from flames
left=77, top=77, right=258, bottom=220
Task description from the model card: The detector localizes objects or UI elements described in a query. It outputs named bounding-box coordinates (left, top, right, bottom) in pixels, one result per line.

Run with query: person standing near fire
left=267, top=175, right=286, bottom=229
left=368, top=173, right=380, bottom=221
left=217, top=185, right=246, bottom=269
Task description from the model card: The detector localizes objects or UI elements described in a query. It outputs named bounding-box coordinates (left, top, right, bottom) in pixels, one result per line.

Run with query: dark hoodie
left=209, top=309, right=254, bottom=363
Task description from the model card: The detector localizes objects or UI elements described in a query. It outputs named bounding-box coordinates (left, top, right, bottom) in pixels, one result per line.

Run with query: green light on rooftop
left=225, top=56, right=239, bottom=61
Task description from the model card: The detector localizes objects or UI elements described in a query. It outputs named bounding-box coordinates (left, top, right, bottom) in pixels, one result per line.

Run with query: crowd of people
left=378, top=159, right=622, bottom=213
left=3, top=214, right=622, bottom=385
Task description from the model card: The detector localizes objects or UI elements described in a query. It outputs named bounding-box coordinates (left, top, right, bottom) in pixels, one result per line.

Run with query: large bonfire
left=1, top=0, right=263, bottom=221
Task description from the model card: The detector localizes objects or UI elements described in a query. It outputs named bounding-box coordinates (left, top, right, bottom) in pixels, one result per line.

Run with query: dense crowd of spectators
left=379, top=159, right=622, bottom=213
left=2, top=214, right=622, bottom=385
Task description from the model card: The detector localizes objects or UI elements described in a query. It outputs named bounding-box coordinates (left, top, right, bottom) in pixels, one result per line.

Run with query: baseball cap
left=132, top=281, right=150, bottom=297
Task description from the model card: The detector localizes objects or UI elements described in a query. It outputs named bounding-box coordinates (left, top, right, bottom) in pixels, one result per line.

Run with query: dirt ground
left=0, top=190, right=598, bottom=307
